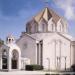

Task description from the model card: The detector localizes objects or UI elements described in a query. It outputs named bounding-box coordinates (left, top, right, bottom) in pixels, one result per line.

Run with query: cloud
left=53, top=0, right=75, bottom=20
left=65, top=6, right=75, bottom=20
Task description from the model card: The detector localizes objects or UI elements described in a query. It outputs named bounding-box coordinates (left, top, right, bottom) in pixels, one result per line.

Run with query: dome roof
left=26, top=7, right=67, bottom=34
left=31, top=7, right=61, bottom=24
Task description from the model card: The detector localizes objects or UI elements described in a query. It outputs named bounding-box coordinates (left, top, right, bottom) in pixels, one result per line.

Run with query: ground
left=0, top=71, right=75, bottom=75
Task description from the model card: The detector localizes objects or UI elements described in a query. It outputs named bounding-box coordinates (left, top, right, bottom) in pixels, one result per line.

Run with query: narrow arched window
left=2, top=49, right=8, bottom=69
left=2, top=49, right=7, bottom=58
left=57, top=24, right=62, bottom=32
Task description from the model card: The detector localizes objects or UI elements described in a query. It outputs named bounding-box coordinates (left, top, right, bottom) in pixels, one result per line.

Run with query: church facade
left=0, top=7, right=75, bottom=71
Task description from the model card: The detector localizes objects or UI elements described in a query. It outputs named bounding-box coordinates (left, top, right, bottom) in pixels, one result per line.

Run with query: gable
left=17, top=33, right=35, bottom=43
left=16, top=33, right=36, bottom=50
left=44, top=33, right=72, bottom=45
left=58, top=33, right=75, bottom=41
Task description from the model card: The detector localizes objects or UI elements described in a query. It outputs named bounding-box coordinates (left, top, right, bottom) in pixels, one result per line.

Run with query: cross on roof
left=43, top=0, right=49, bottom=7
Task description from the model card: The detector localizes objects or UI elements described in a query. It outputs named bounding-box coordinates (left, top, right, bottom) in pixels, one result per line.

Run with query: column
left=39, top=43, right=41, bottom=65
left=36, top=41, right=43, bottom=66
left=64, top=56, right=67, bottom=70
left=59, top=40, right=62, bottom=70
left=37, top=43, right=39, bottom=65
left=0, top=52, right=2, bottom=70
left=46, top=58, right=50, bottom=70
left=18, top=53, right=21, bottom=70
left=0, top=58, right=2, bottom=70
left=70, top=44, right=71, bottom=67
left=54, top=40, right=56, bottom=69
left=8, top=50, right=11, bottom=71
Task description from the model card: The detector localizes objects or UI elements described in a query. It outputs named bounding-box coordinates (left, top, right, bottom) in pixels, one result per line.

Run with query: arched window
left=52, top=23, right=55, bottom=32
left=12, top=50, right=18, bottom=60
left=31, top=24, right=37, bottom=33
left=61, top=24, right=63, bottom=32
left=42, top=23, right=47, bottom=32
left=12, top=50, right=19, bottom=69
left=48, top=23, right=55, bottom=32
left=26, top=20, right=38, bottom=33
left=2, top=49, right=7, bottom=58
left=2, top=49, right=8, bottom=69
left=38, top=18, right=47, bottom=32
left=59, top=24, right=61, bottom=32
left=60, top=19, right=68, bottom=33
left=57, top=23, right=63, bottom=32
left=48, top=18, right=55, bottom=32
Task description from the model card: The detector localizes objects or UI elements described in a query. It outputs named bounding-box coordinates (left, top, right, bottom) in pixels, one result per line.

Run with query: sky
left=0, top=0, right=75, bottom=41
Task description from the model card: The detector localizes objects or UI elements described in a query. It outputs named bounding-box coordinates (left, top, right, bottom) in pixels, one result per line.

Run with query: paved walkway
left=0, top=71, right=48, bottom=75
left=0, top=71, right=75, bottom=75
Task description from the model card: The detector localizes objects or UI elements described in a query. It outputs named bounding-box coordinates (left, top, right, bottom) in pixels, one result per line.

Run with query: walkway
left=0, top=71, right=75, bottom=75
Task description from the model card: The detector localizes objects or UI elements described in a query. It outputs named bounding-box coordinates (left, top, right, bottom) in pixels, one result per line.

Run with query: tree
left=0, top=38, right=4, bottom=47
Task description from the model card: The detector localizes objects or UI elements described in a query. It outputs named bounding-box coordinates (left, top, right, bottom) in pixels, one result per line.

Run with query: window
left=2, top=50, right=7, bottom=58
left=9, top=39, right=11, bottom=42
left=23, top=42, right=28, bottom=49
left=40, top=40, right=43, bottom=65
left=12, top=50, right=18, bottom=60
left=2, top=50, right=8, bottom=69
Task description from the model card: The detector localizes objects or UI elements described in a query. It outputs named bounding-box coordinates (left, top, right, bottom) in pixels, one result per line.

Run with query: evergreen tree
left=0, top=39, right=4, bottom=47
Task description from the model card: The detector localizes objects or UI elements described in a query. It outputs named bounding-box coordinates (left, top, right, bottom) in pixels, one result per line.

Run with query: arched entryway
left=2, top=49, right=8, bottom=69
left=11, top=50, right=19, bottom=69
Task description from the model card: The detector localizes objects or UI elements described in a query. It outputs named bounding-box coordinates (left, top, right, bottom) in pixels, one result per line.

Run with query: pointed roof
left=34, top=7, right=60, bottom=24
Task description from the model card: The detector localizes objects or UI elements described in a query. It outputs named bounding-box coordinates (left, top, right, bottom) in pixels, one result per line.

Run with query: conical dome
left=26, top=7, right=68, bottom=34
left=34, top=7, right=60, bottom=23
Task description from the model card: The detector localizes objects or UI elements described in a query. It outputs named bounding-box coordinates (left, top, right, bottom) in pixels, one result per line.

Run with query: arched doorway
left=11, top=50, right=18, bottom=69
left=2, top=49, right=8, bottom=69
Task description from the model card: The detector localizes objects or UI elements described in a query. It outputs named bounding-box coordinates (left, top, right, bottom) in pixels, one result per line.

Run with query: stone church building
left=0, top=7, right=75, bottom=71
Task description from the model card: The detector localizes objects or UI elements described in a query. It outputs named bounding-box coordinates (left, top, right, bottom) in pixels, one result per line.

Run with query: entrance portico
left=0, top=44, right=21, bottom=71
left=9, top=49, right=21, bottom=71
left=0, top=35, right=21, bottom=71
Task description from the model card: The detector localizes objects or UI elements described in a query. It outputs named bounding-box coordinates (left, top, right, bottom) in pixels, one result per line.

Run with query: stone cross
left=42, top=0, right=50, bottom=7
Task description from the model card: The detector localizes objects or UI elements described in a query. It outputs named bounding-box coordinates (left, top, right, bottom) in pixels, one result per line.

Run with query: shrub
left=45, top=74, right=50, bottom=75
left=25, top=65, right=43, bottom=71
left=71, top=64, right=75, bottom=72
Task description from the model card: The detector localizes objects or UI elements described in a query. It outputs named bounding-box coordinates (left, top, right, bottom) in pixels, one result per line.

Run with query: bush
left=71, top=64, right=75, bottom=72
left=26, top=65, right=43, bottom=71
left=45, top=74, right=50, bottom=75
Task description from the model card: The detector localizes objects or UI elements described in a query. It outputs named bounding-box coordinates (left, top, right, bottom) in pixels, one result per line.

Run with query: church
left=0, top=7, right=75, bottom=71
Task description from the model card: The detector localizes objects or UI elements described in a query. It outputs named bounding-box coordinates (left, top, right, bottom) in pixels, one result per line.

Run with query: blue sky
left=0, top=0, right=75, bottom=40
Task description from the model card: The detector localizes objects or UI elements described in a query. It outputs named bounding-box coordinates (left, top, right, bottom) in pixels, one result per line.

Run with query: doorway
left=2, top=58, right=7, bottom=69
left=11, top=50, right=18, bottom=69
left=12, top=59, right=17, bottom=69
